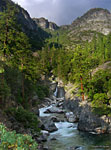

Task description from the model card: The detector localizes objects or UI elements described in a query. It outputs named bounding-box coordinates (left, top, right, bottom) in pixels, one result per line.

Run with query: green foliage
left=0, top=77, right=11, bottom=105
left=0, top=123, right=38, bottom=150
left=5, top=107, right=40, bottom=133
left=1, top=0, right=111, bottom=119
left=85, top=70, right=111, bottom=99
left=87, top=70, right=111, bottom=116
left=0, top=2, right=43, bottom=108
left=36, top=85, right=49, bottom=100
left=92, top=93, right=108, bottom=107
left=39, top=32, right=111, bottom=116
left=0, top=79, right=10, bottom=97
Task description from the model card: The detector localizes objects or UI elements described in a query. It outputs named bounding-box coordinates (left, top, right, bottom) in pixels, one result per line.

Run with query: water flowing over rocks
left=37, top=82, right=111, bottom=149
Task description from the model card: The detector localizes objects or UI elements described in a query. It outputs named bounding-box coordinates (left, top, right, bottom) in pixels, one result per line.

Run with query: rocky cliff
left=70, top=8, right=111, bottom=35
left=33, top=17, right=59, bottom=30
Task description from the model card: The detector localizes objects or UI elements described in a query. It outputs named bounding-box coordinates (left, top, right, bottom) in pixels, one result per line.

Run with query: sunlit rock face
left=33, top=17, right=59, bottom=30
left=70, top=8, right=111, bottom=35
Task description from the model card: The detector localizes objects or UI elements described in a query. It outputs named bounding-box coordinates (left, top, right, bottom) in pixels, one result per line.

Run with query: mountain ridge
left=0, top=0, right=111, bottom=47
left=0, top=0, right=51, bottom=50
left=33, top=17, right=59, bottom=30
left=70, top=8, right=111, bottom=35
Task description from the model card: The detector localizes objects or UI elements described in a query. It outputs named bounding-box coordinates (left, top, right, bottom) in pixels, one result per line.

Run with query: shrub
left=36, top=85, right=49, bottom=100
left=92, top=93, right=111, bottom=116
left=5, top=107, right=40, bottom=133
left=0, top=78, right=11, bottom=105
left=0, top=123, right=38, bottom=150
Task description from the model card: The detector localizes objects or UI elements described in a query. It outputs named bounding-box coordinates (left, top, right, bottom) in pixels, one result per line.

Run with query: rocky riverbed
left=63, top=98, right=111, bottom=134
left=37, top=88, right=111, bottom=150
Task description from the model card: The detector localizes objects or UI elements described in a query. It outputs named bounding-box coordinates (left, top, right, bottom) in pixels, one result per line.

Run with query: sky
left=12, top=0, right=111, bottom=26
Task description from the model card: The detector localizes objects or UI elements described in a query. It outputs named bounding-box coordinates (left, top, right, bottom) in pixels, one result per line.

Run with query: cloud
left=12, top=0, right=111, bottom=26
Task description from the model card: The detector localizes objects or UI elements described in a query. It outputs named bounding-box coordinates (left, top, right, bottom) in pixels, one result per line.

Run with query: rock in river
left=44, top=106, right=64, bottom=114
left=41, top=117, right=58, bottom=132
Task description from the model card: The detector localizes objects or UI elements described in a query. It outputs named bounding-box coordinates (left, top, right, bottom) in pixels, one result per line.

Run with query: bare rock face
left=70, top=8, right=111, bottom=35
left=33, top=17, right=59, bottom=30
left=49, top=22, right=59, bottom=30
left=33, top=18, right=49, bottom=29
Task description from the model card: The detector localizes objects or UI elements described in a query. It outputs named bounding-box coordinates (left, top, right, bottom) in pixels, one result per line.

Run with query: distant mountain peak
left=83, top=8, right=110, bottom=16
left=70, top=8, right=111, bottom=35
left=33, top=17, right=59, bottom=31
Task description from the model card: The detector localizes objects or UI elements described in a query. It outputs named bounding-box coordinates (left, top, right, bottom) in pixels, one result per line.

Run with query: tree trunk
left=22, top=72, right=25, bottom=100
left=80, top=76, right=84, bottom=101
left=21, top=60, right=25, bottom=101
left=4, top=19, right=8, bottom=56
left=1, top=73, right=4, bottom=106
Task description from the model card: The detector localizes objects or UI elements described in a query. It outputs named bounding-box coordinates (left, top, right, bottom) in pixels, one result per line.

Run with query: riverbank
left=51, top=79, right=111, bottom=134
left=63, top=98, right=111, bottom=134
left=38, top=94, right=111, bottom=150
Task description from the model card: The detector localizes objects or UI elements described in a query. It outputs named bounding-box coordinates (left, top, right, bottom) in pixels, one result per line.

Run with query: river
left=39, top=104, right=111, bottom=150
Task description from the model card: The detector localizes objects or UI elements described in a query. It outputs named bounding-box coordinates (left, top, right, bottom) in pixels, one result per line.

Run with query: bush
left=5, top=107, right=40, bottom=133
left=0, top=78, right=11, bottom=105
left=92, top=93, right=108, bottom=107
left=36, top=85, right=49, bottom=100
left=92, top=93, right=111, bottom=116
left=0, top=123, right=38, bottom=150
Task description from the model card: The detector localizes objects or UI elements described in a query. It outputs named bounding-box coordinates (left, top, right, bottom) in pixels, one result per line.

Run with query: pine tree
left=0, top=2, right=19, bottom=58
left=0, top=2, right=38, bottom=106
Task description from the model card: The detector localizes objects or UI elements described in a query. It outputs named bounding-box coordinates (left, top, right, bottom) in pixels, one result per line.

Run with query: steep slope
left=0, top=0, right=37, bottom=31
left=33, top=17, right=59, bottom=30
left=0, top=0, right=50, bottom=50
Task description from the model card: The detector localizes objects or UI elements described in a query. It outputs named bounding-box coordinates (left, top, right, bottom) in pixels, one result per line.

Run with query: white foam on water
left=39, top=105, right=52, bottom=117
left=50, top=122, right=77, bottom=137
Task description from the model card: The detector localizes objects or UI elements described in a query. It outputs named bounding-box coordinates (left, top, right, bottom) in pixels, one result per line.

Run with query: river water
left=39, top=105, right=111, bottom=150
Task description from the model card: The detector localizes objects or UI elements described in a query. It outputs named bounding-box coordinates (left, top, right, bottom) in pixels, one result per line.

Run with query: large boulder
left=63, top=98, right=111, bottom=134
left=40, top=117, right=58, bottom=132
left=39, top=130, right=50, bottom=141
left=63, top=98, right=82, bottom=118
left=77, top=104, right=109, bottom=133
